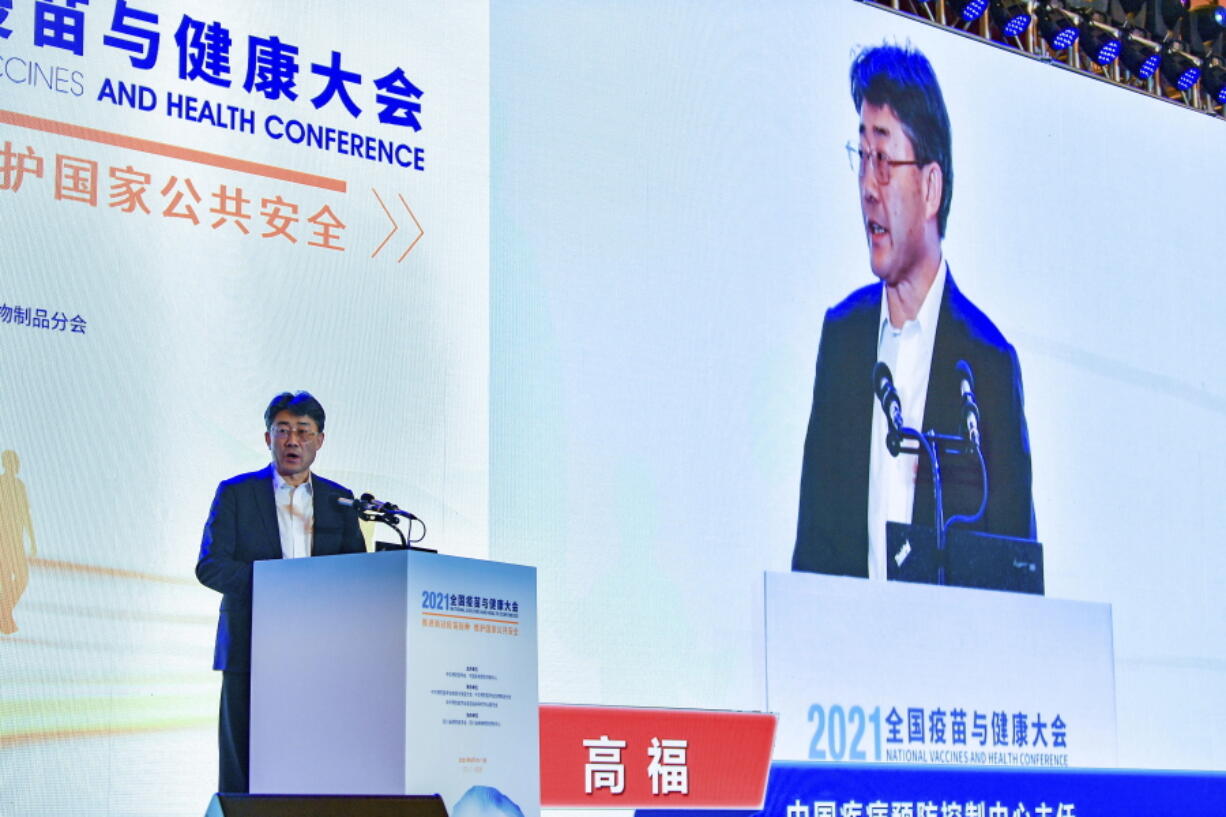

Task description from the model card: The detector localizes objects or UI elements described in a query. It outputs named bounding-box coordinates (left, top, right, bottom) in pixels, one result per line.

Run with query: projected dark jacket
left=196, top=465, right=366, bottom=671
left=792, top=270, right=1035, bottom=578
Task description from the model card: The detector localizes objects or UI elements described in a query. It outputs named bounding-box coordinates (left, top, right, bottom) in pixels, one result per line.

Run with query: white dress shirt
left=866, top=259, right=946, bottom=580
left=272, top=468, right=314, bottom=559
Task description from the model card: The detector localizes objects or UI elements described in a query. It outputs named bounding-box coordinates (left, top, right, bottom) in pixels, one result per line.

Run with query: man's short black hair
left=264, top=391, right=326, bottom=432
left=850, top=42, right=953, bottom=238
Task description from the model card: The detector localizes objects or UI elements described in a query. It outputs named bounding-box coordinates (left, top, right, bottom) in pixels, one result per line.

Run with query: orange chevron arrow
left=371, top=188, right=398, bottom=258
left=396, top=193, right=424, bottom=262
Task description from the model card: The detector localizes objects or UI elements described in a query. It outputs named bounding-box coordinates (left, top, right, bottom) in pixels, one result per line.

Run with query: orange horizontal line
left=31, top=557, right=195, bottom=586
left=422, top=612, right=518, bottom=625
left=0, top=719, right=210, bottom=750
left=0, top=108, right=347, bottom=193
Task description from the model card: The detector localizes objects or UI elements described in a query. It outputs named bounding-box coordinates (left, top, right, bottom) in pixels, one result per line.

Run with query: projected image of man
left=196, top=391, right=366, bottom=793
left=792, top=43, right=1035, bottom=580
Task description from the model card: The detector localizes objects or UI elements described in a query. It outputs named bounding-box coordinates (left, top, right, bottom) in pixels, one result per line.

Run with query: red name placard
left=539, top=704, right=776, bottom=808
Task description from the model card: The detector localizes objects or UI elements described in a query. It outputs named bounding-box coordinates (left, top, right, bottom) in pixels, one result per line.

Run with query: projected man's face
left=858, top=102, right=940, bottom=288
left=264, top=410, right=324, bottom=484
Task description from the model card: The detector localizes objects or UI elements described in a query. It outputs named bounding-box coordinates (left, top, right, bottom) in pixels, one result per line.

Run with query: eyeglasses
left=846, top=142, right=927, bottom=185
left=270, top=425, right=318, bottom=442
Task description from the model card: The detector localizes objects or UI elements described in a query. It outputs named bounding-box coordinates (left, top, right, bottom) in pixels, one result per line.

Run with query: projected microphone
left=956, top=359, right=981, bottom=452
left=872, top=361, right=905, bottom=457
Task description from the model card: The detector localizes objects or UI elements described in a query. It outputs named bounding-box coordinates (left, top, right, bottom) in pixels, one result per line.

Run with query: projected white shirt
left=272, top=468, right=314, bottom=560
left=866, top=258, right=946, bottom=580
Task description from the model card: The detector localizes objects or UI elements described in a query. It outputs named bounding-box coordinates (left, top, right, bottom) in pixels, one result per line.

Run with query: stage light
left=1189, top=5, right=1226, bottom=42
left=949, top=0, right=990, bottom=23
left=1120, top=31, right=1162, bottom=79
left=1039, top=5, right=1080, bottom=50
left=1160, top=45, right=1201, bottom=90
left=1080, top=20, right=1123, bottom=65
left=991, top=0, right=1033, bottom=37
left=1201, top=56, right=1226, bottom=104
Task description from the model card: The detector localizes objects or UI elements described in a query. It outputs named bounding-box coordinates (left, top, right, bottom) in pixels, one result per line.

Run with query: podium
left=250, top=550, right=539, bottom=817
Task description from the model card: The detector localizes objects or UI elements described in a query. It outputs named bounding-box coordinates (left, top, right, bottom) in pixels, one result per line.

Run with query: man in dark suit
left=197, top=391, right=365, bottom=793
left=792, top=44, right=1035, bottom=580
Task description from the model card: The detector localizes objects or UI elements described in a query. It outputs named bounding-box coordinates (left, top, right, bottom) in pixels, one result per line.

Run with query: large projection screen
left=491, top=0, right=1225, bottom=778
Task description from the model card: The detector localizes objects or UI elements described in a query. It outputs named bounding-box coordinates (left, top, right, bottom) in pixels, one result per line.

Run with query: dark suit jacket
left=196, top=465, right=366, bottom=671
left=792, top=269, right=1035, bottom=577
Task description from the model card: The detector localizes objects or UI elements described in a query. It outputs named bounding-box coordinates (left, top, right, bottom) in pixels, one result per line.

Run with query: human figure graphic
left=0, top=450, right=36, bottom=635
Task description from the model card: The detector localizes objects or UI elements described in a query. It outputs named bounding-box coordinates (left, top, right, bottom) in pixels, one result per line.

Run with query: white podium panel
left=251, top=550, right=539, bottom=817
left=766, top=572, right=1116, bottom=769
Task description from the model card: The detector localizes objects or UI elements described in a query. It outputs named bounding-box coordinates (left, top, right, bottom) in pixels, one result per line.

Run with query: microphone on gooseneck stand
left=872, top=360, right=905, bottom=457
left=955, top=359, right=981, bottom=452
left=335, top=492, right=430, bottom=550
left=944, top=359, right=989, bottom=532
left=358, top=492, right=400, bottom=514
left=336, top=494, right=381, bottom=513
left=336, top=493, right=418, bottom=519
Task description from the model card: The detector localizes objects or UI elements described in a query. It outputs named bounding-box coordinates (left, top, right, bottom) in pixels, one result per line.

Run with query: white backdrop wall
left=0, top=2, right=489, bottom=814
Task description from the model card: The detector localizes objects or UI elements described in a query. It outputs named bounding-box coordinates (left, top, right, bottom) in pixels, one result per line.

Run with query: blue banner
left=643, top=761, right=1226, bottom=817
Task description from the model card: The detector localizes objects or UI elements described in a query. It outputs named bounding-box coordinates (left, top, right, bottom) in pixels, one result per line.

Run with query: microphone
left=360, top=492, right=400, bottom=513
left=956, top=360, right=981, bottom=451
left=335, top=495, right=369, bottom=511
left=872, top=361, right=905, bottom=457
left=336, top=493, right=399, bottom=514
